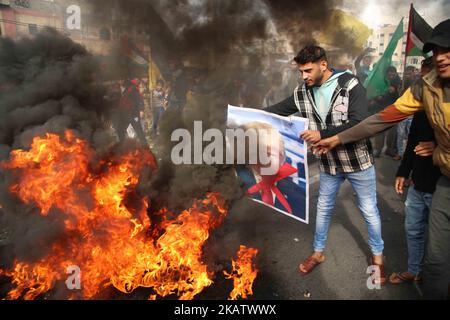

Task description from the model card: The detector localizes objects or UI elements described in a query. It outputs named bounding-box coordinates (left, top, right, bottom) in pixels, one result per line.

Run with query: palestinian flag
left=364, top=19, right=404, bottom=99
left=405, top=4, right=433, bottom=57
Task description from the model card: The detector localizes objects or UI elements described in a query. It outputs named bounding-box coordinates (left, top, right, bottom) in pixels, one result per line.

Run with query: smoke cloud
left=0, top=0, right=367, bottom=298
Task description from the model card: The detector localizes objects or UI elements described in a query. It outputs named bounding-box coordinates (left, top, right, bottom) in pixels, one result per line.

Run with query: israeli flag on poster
left=227, top=105, right=310, bottom=224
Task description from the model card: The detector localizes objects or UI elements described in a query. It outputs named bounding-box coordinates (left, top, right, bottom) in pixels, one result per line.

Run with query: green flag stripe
left=364, top=19, right=404, bottom=100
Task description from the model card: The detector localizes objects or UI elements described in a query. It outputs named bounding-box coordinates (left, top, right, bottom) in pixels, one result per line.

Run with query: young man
left=316, top=19, right=450, bottom=299
left=390, top=111, right=441, bottom=284
left=264, top=46, right=385, bottom=283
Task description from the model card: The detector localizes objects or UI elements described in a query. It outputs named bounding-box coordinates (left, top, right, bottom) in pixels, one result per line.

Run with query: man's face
left=404, top=69, right=415, bottom=80
left=433, top=46, right=450, bottom=79
left=387, top=70, right=397, bottom=81
left=363, top=56, right=372, bottom=66
left=298, top=61, right=326, bottom=87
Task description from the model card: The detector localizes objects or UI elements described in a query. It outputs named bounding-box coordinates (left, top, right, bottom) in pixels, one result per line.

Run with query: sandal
left=370, top=258, right=386, bottom=285
left=389, top=272, right=422, bottom=284
left=299, top=255, right=325, bottom=275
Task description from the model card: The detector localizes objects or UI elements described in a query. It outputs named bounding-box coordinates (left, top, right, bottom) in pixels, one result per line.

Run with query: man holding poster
left=264, top=46, right=385, bottom=284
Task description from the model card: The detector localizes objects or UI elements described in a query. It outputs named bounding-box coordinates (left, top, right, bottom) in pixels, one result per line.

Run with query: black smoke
left=0, top=29, right=119, bottom=272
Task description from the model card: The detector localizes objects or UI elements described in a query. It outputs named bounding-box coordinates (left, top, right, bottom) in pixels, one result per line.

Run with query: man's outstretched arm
left=314, top=86, right=424, bottom=153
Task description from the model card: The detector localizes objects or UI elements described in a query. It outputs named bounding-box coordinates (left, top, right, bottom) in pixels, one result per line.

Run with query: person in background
left=151, top=79, right=166, bottom=137
left=372, top=66, right=401, bottom=158
left=115, top=79, right=148, bottom=147
left=167, top=59, right=188, bottom=110
left=396, top=66, right=418, bottom=160
left=354, top=47, right=374, bottom=84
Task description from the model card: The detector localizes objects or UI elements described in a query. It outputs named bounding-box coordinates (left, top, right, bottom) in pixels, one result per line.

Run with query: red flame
left=0, top=131, right=258, bottom=300
left=224, top=245, right=258, bottom=300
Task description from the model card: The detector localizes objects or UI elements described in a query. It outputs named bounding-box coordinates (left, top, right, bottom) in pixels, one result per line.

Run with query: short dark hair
left=156, top=79, right=164, bottom=86
left=386, top=66, right=397, bottom=74
left=294, top=45, right=327, bottom=65
left=421, top=57, right=434, bottom=67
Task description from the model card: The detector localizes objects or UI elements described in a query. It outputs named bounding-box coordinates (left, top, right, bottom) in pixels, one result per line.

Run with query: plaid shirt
left=266, top=72, right=374, bottom=175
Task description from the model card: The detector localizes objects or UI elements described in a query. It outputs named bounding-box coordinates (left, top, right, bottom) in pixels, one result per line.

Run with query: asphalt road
left=207, top=154, right=422, bottom=300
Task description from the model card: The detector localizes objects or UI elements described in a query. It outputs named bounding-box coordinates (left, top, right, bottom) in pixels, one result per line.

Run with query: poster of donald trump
left=227, top=105, right=309, bottom=224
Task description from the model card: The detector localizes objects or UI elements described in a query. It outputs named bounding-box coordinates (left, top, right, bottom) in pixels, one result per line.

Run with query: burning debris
left=0, top=130, right=257, bottom=300
left=0, top=28, right=257, bottom=300
left=224, top=245, right=259, bottom=300
left=0, top=0, right=365, bottom=301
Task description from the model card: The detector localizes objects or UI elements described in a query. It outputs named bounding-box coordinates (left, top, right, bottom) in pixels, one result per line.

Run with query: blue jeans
left=152, top=107, right=165, bottom=135
left=397, top=117, right=413, bottom=157
left=405, top=187, right=432, bottom=276
left=314, top=166, right=384, bottom=256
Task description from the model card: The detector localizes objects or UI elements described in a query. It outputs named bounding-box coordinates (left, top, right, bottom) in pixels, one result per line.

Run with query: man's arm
left=319, top=81, right=368, bottom=139
left=314, top=86, right=424, bottom=153
left=263, top=95, right=298, bottom=116
left=339, top=86, right=423, bottom=144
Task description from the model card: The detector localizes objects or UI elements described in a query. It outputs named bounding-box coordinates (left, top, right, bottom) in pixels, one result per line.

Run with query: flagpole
left=402, top=3, right=414, bottom=91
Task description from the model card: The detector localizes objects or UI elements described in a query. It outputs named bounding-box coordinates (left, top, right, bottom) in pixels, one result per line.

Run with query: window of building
left=28, top=24, right=38, bottom=35
left=14, top=0, right=31, bottom=8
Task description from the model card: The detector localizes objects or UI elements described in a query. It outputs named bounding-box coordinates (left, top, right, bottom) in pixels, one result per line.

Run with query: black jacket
left=396, top=112, right=441, bottom=194
left=264, top=72, right=373, bottom=175
left=264, top=72, right=370, bottom=139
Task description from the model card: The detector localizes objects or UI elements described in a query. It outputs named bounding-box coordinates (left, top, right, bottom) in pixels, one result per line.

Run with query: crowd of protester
left=102, top=18, right=449, bottom=300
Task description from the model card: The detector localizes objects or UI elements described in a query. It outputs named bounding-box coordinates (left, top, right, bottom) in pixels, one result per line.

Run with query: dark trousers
left=423, top=175, right=450, bottom=300
left=152, top=107, right=165, bottom=136
left=114, top=114, right=148, bottom=147
left=373, top=126, right=398, bottom=156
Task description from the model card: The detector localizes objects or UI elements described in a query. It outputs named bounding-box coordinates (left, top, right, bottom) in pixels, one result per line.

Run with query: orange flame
left=224, top=245, right=258, bottom=300
left=0, top=130, right=239, bottom=300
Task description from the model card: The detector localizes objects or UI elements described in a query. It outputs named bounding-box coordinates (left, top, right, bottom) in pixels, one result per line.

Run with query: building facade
left=366, top=19, right=425, bottom=77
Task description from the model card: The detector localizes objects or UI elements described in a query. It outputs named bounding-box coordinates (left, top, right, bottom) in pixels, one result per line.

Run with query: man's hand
left=388, top=85, right=396, bottom=94
left=300, top=130, right=321, bottom=144
left=414, top=141, right=436, bottom=157
left=311, top=135, right=341, bottom=156
left=395, top=177, right=406, bottom=195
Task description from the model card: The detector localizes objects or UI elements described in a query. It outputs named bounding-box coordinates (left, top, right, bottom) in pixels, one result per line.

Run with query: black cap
left=423, top=19, right=450, bottom=53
